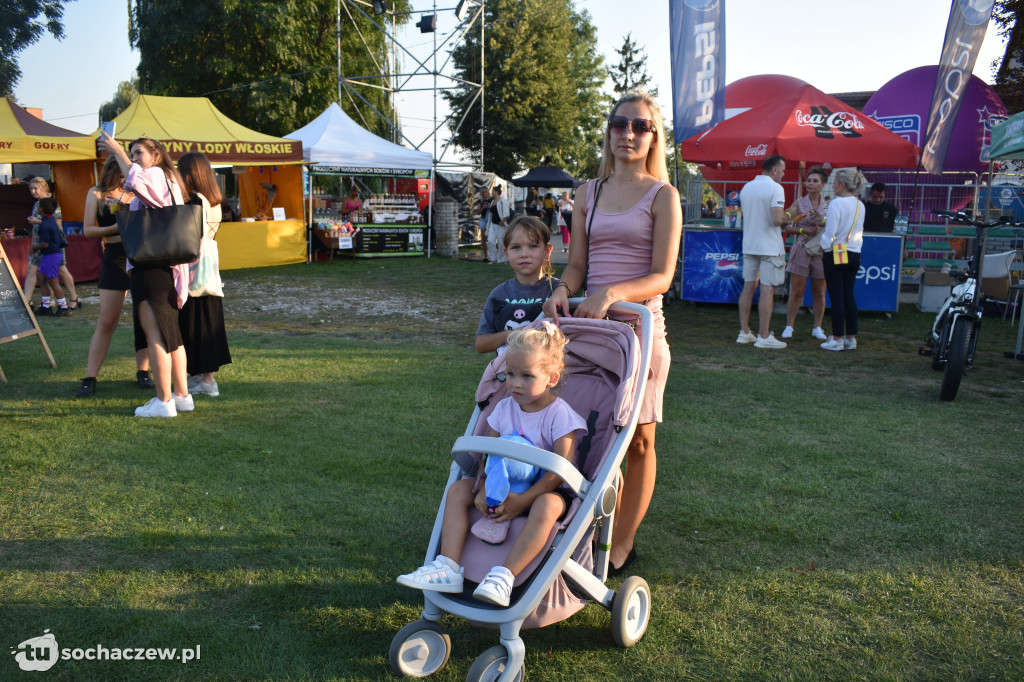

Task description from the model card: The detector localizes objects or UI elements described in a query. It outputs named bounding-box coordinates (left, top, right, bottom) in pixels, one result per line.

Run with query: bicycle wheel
left=939, top=317, right=972, bottom=401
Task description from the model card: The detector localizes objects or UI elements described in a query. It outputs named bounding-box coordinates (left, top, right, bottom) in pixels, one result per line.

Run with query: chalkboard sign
left=0, top=242, right=56, bottom=381
left=0, top=250, right=35, bottom=341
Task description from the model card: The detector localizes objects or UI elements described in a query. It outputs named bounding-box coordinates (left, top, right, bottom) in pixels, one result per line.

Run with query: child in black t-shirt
left=475, top=216, right=560, bottom=354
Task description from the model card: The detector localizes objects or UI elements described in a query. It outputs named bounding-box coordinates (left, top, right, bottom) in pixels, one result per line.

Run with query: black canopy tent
left=511, top=165, right=577, bottom=188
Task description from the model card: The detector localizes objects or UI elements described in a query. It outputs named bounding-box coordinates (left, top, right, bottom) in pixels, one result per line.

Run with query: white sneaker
left=135, top=397, right=176, bottom=418
left=173, top=393, right=194, bottom=412
left=191, top=380, right=220, bottom=397
left=843, top=337, right=857, bottom=350
left=473, top=565, right=514, bottom=607
left=736, top=330, right=757, bottom=344
left=754, top=333, right=787, bottom=349
left=781, top=326, right=794, bottom=339
left=811, top=327, right=828, bottom=340
left=820, top=337, right=845, bottom=351
left=396, top=557, right=464, bottom=593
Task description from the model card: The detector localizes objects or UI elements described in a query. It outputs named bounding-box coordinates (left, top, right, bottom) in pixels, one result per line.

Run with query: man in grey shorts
left=737, top=154, right=789, bottom=349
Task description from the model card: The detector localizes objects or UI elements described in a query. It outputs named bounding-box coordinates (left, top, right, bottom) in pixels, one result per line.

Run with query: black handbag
left=116, top=178, right=202, bottom=268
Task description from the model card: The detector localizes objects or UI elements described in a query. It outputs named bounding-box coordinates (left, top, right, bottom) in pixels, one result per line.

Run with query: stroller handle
left=451, top=436, right=588, bottom=495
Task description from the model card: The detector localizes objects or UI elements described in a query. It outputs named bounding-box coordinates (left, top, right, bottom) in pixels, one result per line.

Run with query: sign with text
left=0, top=242, right=56, bottom=381
left=669, top=0, right=726, bottom=143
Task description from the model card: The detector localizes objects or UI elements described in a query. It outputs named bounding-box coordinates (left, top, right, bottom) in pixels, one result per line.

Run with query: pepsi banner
left=683, top=230, right=902, bottom=311
left=669, top=0, right=726, bottom=144
left=921, top=0, right=995, bottom=173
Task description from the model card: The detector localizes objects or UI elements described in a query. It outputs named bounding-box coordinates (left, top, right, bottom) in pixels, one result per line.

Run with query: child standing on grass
left=31, top=198, right=70, bottom=316
left=398, top=323, right=586, bottom=606
left=475, top=216, right=560, bottom=355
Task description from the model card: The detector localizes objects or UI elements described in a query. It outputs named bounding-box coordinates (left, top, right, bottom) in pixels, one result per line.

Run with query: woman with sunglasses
left=543, top=90, right=682, bottom=576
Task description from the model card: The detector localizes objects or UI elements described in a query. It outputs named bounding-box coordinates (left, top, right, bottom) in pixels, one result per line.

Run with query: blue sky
left=13, top=0, right=1009, bottom=145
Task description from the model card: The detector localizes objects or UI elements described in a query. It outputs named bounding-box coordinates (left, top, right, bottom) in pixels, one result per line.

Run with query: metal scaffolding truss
left=336, top=0, right=485, bottom=171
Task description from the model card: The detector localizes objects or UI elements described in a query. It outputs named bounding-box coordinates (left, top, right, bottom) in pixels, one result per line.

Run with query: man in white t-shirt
left=737, top=154, right=789, bottom=349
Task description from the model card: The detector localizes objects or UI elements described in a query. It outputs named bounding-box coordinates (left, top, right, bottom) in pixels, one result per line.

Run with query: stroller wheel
left=612, top=576, right=651, bottom=648
left=389, top=619, right=451, bottom=677
left=466, top=645, right=524, bottom=682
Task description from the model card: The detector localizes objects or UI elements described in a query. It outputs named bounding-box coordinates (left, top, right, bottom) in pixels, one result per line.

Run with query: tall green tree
left=129, top=0, right=409, bottom=138
left=992, top=1, right=1024, bottom=113
left=98, top=78, right=138, bottom=125
left=0, top=0, right=73, bottom=96
left=443, top=0, right=605, bottom=179
left=610, top=32, right=657, bottom=98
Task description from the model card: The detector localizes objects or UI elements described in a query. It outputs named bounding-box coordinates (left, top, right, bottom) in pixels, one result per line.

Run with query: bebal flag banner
left=921, top=0, right=995, bottom=173
left=669, top=0, right=726, bottom=144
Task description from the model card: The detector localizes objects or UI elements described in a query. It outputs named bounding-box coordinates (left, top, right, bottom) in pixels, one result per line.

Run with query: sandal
left=70, top=297, right=84, bottom=310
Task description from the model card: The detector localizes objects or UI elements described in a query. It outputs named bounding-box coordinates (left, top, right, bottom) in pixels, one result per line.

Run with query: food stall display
left=285, top=103, right=434, bottom=260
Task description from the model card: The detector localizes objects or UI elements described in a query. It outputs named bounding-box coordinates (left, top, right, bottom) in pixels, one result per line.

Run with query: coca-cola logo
left=744, top=144, right=768, bottom=157
left=794, top=106, right=864, bottom=139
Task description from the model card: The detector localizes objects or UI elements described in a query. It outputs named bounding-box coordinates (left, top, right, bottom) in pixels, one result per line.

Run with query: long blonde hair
left=597, top=91, right=669, bottom=182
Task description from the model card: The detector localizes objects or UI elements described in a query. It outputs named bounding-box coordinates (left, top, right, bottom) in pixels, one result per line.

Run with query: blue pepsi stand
left=680, top=226, right=903, bottom=312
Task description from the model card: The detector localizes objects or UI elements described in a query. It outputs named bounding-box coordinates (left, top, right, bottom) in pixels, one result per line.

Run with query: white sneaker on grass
left=736, top=330, right=757, bottom=344
left=397, top=556, right=464, bottom=593
left=820, top=337, right=845, bottom=351
left=781, top=326, right=794, bottom=339
left=173, top=394, right=194, bottom=412
left=754, top=333, right=787, bottom=349
left=811, top=327, right=828, bottom=340
left=473, top=565, right=514, bottom=607
left=190, top=380, right=220, bottom=397
left=135, top=397, right=176, bottom=418
left=843, top=337, right=857, bottom=350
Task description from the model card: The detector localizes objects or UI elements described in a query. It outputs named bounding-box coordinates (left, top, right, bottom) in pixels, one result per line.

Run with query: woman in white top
left=818, top=167, right=866, bottom=351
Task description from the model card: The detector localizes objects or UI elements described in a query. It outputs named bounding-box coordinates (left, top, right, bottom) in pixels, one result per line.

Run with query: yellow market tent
left=0, top=97, right=96, bottom=163
left=98, top=95, right=305, bottom=269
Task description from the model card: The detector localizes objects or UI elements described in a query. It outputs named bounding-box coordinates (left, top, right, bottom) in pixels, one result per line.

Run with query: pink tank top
left=585, top=179, right=668, bottom=334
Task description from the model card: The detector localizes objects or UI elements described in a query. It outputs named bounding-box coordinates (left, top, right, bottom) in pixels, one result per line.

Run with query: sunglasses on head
left=607, top=115, right=657, bottom=135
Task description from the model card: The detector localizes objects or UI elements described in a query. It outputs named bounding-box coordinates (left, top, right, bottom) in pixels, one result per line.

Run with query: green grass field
left=2, top=256, right=1022, bottom=681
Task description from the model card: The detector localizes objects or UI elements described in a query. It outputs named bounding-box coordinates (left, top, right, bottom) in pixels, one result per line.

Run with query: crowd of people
left=735, top=155, right=885, bottom=352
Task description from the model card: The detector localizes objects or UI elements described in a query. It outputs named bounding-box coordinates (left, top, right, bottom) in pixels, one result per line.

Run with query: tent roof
left=102, top=95, right=302, bottom=164
left=285, top=103, right=432, bottom=174
left=0, top=97, right=97, bottom=163
left=989, top=111, right=1024, bottom=160
left=680, top=84, right=920, bottom=169
left=512, top=165, right=576, bottom=187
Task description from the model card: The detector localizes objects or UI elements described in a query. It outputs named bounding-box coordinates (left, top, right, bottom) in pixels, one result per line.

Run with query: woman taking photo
left=76, top=156, right=152, bottom=397
left=543, top=91, right=681, bottom=575
left=100, top=133, right=193, bottom=417
left=782, top=166, right=829, bottom=342
left=818, top=167, right=866, bottom=352
left=177, top=151, right=231, bottom=396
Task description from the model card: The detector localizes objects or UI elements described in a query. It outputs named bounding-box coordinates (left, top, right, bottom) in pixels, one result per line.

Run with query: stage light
left=455, top=0, right=471, bottom=21
left=416, top=14, right=436, bottom=33
left=372, top=0, right=386, bottom=15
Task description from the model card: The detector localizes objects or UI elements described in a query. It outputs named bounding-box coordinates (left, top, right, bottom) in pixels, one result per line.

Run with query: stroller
left=390, top=302, right=654, bottom=681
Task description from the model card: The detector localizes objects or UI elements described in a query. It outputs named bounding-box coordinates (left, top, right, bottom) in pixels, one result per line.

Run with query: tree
left=443, top=0, right=605, bottom=179
left=98, top=78, right=139, bottom=125
left=992, top=1, right=1024, bottom=113
left=610, top=32, right=657, bottom=98
left=0, top=0, right=72, bottom=96
left=129, top=0, right=409, bottom=138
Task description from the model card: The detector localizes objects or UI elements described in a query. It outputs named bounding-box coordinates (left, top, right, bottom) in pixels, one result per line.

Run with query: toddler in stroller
left=391, top=303, right=655, bottom=681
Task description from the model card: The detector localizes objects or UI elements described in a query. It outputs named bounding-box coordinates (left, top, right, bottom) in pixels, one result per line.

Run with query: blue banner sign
left=669, top=0, right=726, bottom=144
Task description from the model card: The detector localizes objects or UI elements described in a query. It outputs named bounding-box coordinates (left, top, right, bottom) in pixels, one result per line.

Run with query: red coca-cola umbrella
left=679, top=84, right=920, bottom=169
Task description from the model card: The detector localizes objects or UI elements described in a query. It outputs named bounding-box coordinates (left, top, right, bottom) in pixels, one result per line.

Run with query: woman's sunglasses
left=607, top=115, right=657, bottom=135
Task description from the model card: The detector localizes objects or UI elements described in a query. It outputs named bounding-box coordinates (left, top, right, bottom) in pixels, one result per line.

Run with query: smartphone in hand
left=100, top=121, right=116, bottom=139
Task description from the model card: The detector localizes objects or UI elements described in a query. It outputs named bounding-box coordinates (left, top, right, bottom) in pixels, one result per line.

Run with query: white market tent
left=286, top=102, right=432, bottom=173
